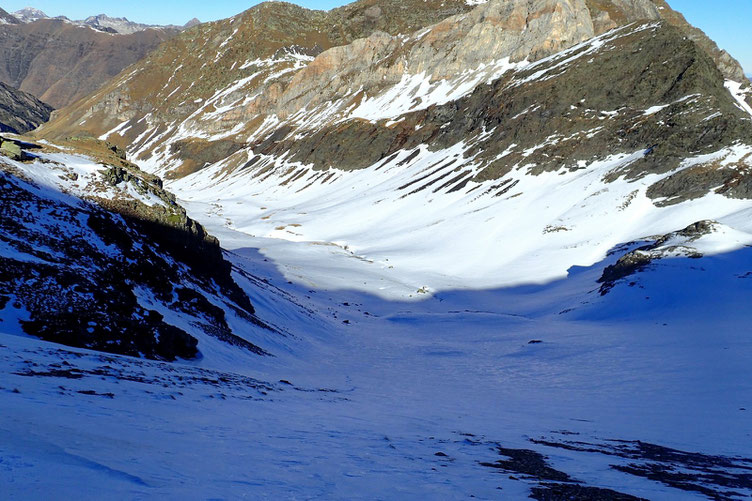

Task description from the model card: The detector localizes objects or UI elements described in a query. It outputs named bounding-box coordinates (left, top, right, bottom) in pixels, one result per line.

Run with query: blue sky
left=2, top=0, right=750, bottom=74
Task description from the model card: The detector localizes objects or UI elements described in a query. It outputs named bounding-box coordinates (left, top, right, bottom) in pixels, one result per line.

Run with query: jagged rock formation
left=0, top=19, right=176, bottom=108
left=0, top=137, right=268, bottom=360
left=0, top=81, right=53, bottom=133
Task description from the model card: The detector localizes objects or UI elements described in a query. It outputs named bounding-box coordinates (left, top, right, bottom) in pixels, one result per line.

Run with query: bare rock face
left=36, top=0, right=480, bottom=141
left=272, top=0, right=597, bottom=118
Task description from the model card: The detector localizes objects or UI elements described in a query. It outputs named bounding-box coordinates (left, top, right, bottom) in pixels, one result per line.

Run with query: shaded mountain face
left=0, top=81, right=52, bottom=133
left=0, top=137, right=269, bottom=361
left=0, top=7, right=20, bottom=25
left=0, top=19, right=176, bottom=108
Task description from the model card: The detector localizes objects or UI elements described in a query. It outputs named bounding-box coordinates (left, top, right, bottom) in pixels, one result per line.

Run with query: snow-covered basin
left=3, top=218, right=751, bottom=499
left=3, top=145, right=752, bottom=498
left=169, top=142, right=752, bottom=299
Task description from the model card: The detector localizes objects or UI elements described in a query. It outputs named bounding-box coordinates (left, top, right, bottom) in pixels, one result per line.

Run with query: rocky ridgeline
left=0, top=138, right=267, bottom=360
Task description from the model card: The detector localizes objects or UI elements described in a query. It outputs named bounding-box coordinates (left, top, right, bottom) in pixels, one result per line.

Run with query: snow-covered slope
left=2, top=205, right=752, bottom=499
left=4, top=0, right=752, bottom=498
left=0, top=137, right=279, bottom=362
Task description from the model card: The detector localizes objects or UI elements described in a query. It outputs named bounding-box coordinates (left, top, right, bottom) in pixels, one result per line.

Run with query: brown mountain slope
left=0, top=19, right=177, bottom=108
left=583, top=0, right=747, bottom=82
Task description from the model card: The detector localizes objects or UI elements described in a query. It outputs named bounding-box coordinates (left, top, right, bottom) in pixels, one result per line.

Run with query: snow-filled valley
left=2, top=144, right=752, bottom=499
left=4, top=0, right=752, bottom=497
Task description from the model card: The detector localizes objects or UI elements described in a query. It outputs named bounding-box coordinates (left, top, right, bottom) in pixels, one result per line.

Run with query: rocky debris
left=531, top=483, right=646, bottom=500
left=481, top=446, right=574, bottom=482
left=0, top=81, right=53, bottom=133
left=531, top=436, right=752, bottom=500
left=598, top=220, right=717, bottom=293
left=480, top=445, right=646, bottom=500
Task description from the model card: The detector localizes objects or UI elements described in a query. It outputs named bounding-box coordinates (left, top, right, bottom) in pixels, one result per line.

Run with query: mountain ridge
left=12, top=7, right=198, bottom=34
left=0, top=136, right=270, bottom=360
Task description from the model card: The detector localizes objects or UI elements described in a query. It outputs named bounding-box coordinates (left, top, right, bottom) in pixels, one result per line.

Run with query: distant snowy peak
left=82, top=13, right=180, bottom=35
left=11, top=7, right=48, bottom=23
left=11, top=7, right=195, bottom=34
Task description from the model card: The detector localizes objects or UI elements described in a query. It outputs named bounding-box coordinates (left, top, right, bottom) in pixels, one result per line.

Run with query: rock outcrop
left=0, top=138, right=267, bottom=360
left=598, top=220, right=718, bottom=293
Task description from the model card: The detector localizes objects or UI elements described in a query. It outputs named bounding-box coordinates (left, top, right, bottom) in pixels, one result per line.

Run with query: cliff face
left=0, top=19, right=175, bottom=108
left=0, top=81, right=53, bottom=133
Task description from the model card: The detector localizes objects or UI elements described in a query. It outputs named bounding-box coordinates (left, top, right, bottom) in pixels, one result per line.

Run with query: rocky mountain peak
left=11, top=7, right=48, bottom=23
